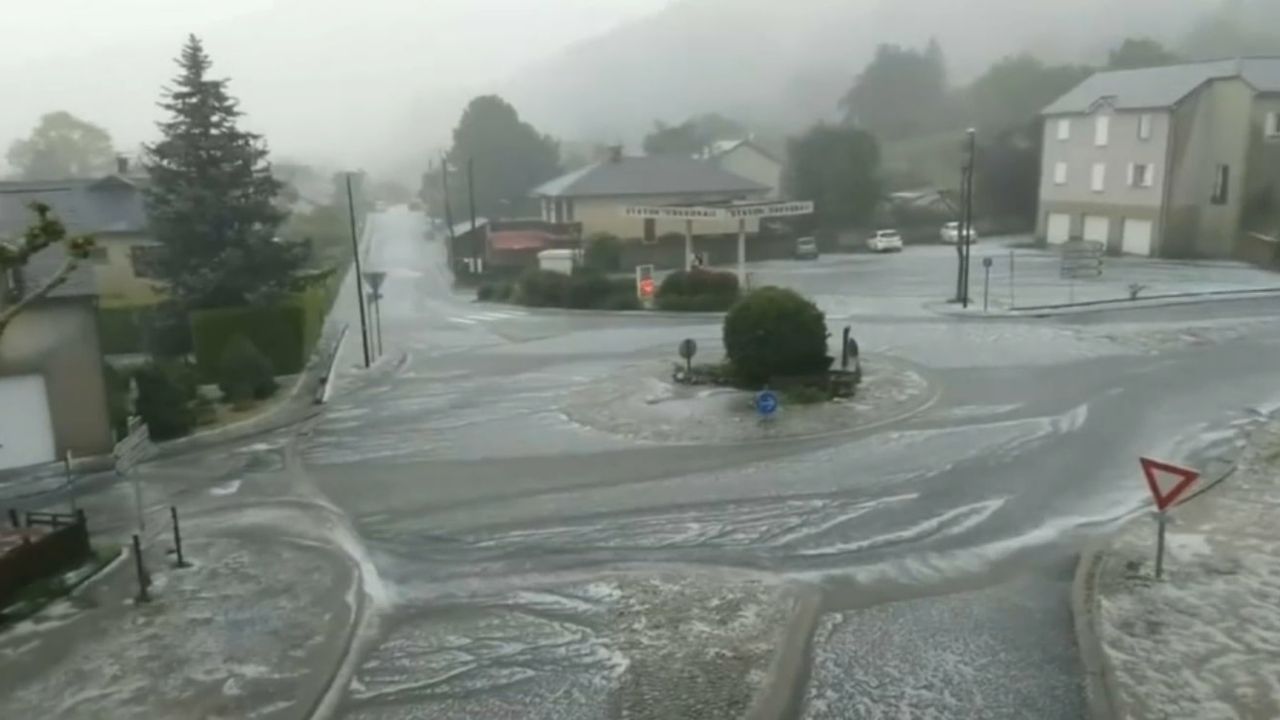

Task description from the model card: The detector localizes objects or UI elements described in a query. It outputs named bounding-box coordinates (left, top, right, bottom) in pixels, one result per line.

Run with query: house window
left=1095, top=116, right=1110, bottom=146
left=1211, top=164, right=1230, bottom=205
left=1091, top=163, right=1107, bottom=193
left=1057, top=118, right=1071, bottom=141
left=1266, top=112, right=1280, bottom=138
left=129, top=245, right=167, bottom=279
left=1053, top=162, right=1068, bottom=185
left=1128, top=163, right=1155, bottom=188
left=1137, top=114, right=1152, bottom=140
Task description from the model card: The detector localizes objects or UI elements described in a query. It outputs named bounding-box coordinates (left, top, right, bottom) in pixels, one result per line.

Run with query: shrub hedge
left=134, top=360, right=198, bottom=440
left=656, top=268, right=740, bottom=312
left=723, top=286, right=831, bottom=386
left=218, top=335, right=279, bottom=404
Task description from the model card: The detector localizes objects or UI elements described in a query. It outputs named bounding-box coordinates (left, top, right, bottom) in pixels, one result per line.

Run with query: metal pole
left=171, top=506, right=189, bottom=568
left=131, top=471, right=145, bottom=534
left=685, top=219, right=694, bottom=271
left=961, top=129, right=977, bottom=308
left=737, top=218, right=746, bottom=285
left=1009, top=250, right=1016, bottom=308
left=347, top=174, right=372, bottom=368
left=467, top=157, right=478, bottom=269
left=132, top=534, right=150, bottom=603
left=1154, top=512, right=1167, bottom=579
left=841, top=326, right=851, bottom=370
left=374, top=294, right=384, bottom=357
left=983, top=263, right=991, bottom=313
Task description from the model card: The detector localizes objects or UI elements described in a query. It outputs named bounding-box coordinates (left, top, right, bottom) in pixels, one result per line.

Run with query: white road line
left=447, top=316, right=480, bottom=325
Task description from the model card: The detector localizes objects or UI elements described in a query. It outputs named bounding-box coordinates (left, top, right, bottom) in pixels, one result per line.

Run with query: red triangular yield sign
left=1140, top=457, right=1201, bottom=511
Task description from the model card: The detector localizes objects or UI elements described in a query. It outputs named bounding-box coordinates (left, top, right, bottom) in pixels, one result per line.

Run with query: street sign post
left=1140, top=456, right=1201, bottom=579
left=678, top=338, right=697, bottom=376
left=636, top=264, right=656, bottom=304
left=756, top=389, right=779, bottom=419
left=982, top=256, right=993, bottom=313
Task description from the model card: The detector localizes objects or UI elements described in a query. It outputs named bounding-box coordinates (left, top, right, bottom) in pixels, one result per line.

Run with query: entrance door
left=1046, top=213, right=1071, bottom=245
left=1122, top=219, right=1154, bottom=256
left=0, top=374, right=56, bottom=470
left=1083, top=215, right=1110, bottom=244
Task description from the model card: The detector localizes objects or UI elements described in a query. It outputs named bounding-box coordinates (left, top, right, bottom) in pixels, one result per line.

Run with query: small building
left=0, top=243, right=113, bottom=471
left=530, top=150, right=770, bottom=268
left=0, top=170, right=163, bottom=309
left=1038, top=58, right=1280, bottom=258
left=704, top=138, right=785, bottom=199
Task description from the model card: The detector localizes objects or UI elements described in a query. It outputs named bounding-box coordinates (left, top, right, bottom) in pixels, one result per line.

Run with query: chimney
left=117, top=155, right=129, bottom=175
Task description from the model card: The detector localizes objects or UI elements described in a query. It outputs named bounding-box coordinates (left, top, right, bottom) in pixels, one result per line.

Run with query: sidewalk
left=0, top=530, right=358, bottom=719
left=1086, top=420, right=1280, bottom=719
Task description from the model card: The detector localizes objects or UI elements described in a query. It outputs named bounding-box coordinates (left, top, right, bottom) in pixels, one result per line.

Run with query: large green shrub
left=566, top=270, right=615, bottom=309
left=656, top=268, right=740, bottom=311
left=582, top=233, right=623, bottom=272
left=190, top=303, right=309, bottom=380
left=218, top=335, right=278, bottom=404
left=97, top=307, right=149, bottom=355
left=514, top=268, right=571, bottom=307
left=134, top=360, right=198, bottom=440
left=723, top=287, right=831, bottom=385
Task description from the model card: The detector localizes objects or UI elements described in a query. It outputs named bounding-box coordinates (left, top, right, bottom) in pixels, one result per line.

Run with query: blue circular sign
left=756, top=390, right=779, bottom=416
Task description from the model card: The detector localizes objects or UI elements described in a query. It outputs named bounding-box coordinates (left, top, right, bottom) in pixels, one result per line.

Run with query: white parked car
left=866, top=229, right=903, bottom=253
left=940, top=221, right=979, bottom=244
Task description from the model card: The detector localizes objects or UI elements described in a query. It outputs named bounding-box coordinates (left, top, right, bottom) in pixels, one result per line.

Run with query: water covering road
left=300, top=208, right=1280, bottom=719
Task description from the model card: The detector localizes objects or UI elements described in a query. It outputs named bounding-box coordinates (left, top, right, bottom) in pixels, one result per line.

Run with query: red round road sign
left=639, top=278, right=655, bottom=298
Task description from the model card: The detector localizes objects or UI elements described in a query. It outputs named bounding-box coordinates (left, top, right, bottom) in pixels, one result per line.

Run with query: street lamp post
left=347, top=173, right=372, bottom=368
left=957, top=129, right=977, bottom=307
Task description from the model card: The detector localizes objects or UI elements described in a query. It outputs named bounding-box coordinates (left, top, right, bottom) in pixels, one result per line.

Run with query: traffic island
left=563, top=353, right=933, bottom=445
left=1081, top=418, right=1280, bottom=719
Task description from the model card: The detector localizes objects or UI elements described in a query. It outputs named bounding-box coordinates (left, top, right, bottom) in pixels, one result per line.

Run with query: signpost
left=982, top=256, right=993, bottom=313
left=636, top=264, right=656, bottom=304
left=362, top=271, right=387, bottom=359
left=678, top=338, right=697, bottom=376
left=1140, top=456, right=1201, bottom=579
left=755, top=389, right=779, bottom=420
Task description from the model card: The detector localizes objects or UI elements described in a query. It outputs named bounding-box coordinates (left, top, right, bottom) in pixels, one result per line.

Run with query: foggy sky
left=2, top=0, right=668, bottom=176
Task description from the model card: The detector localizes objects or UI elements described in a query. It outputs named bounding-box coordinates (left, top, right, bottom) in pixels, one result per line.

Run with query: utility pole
left=467, top=157, right=479, bottom=272
left=959, top=129, right=977, bottom=307
left=347, top=173, right=372, bottom=368
left=440, top=152, right=457, bottom=269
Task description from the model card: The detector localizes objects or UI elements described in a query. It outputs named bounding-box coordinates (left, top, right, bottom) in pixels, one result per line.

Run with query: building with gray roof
left=1037, top=58, right=1280, bottom=260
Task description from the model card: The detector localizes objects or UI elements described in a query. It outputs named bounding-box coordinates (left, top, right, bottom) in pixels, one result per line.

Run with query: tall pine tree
left=145, top=35, right=302, bottom=308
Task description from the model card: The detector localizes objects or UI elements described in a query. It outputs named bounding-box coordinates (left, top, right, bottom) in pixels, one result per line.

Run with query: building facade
left=1038, top=58, right=1280, bottom=258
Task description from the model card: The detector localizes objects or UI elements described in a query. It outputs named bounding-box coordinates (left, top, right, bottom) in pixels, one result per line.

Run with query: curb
left=929, top=287, right=1280, bottom=320
left=745, top=584, right=823, bottom=720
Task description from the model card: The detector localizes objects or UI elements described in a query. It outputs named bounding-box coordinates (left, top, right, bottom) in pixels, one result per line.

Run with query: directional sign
left=113, top=416, right=155, bottom=475
left=724, top=201, right=814, bottom=220
left=1140, top=456, right=1201, bottom=511
left=362, top=271, right=388, bottom=293
left=756, top=390, right=779, bottom=417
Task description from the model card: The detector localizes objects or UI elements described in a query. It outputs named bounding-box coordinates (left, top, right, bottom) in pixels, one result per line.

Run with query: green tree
left=840, top=40, right=949, bottom=141
left=448, top=96, right=561, bottom=218
left=962, top=55, right=1093, bottom=135
left=0, top=203, right=94, bottom=340
left=1108, top=38, right=1181, bottom=70
left=974, top=121, right=1042, bottom=229
left=723, top=287, right=830, bottom=386
left=144, top=35, right=302, bottom=309
left=6, top=111, right=116, bottom=180
left=643, top=120, right=705, bottom=157
left=784, top=124, right=882, bottom=229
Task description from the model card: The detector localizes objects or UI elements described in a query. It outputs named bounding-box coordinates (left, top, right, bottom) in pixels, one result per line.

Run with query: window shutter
left=1143, top=165, right=1155, bottom=188
left=1127, top=164, right=1136, bottom=187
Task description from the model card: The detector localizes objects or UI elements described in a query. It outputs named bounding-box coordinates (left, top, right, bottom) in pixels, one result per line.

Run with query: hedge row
left=656, top=268, right=740, bottom=312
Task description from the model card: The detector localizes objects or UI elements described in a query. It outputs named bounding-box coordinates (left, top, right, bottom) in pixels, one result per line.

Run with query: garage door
left=1046, top=213, right=1071, bottom=245
left=1083, top=215, right=1110, bottom=243
left=1122, top=219, right=1154, bottom=256
left=0, top=375, right=56, bottom=471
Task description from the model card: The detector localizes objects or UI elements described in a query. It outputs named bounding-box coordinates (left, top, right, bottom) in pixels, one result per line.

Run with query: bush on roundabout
left=722, top=286, right=831, bottom=386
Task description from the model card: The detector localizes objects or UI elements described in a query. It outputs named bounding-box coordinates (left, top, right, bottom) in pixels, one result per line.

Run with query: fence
left=0, top=509, right=90, bottom=610
left=965, top=242, right=1280, bottom=311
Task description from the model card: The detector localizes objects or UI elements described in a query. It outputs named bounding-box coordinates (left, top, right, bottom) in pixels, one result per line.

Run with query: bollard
left=171, top=506, right=189, bottom=568
left=132, top=534, right=151, bottom=603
